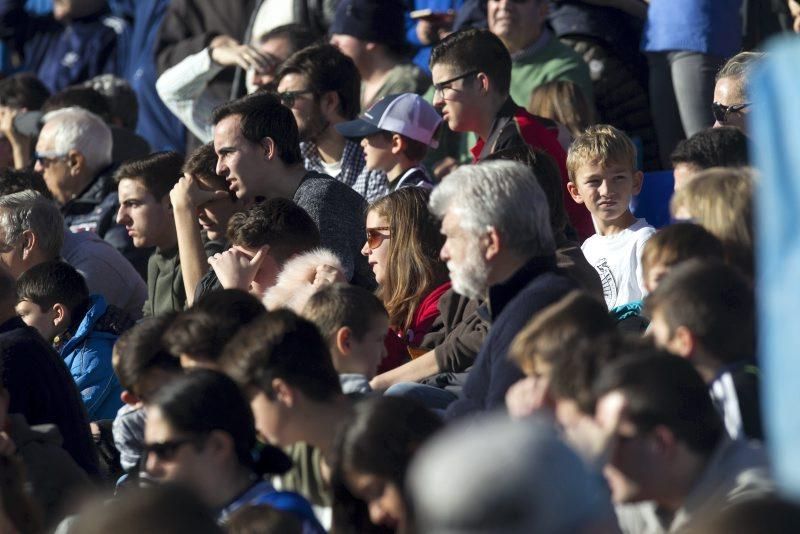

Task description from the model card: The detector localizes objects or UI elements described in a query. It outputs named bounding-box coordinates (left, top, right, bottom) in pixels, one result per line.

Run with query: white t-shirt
left=581, top=218, right=655, bottom=309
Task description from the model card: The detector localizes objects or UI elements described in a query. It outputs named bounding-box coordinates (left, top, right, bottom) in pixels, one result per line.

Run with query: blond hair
left=566, top=124, right=637, bottom=182
left=528, top=80, right=596, bottom=138
left=670, top=167, right=754, bottom=276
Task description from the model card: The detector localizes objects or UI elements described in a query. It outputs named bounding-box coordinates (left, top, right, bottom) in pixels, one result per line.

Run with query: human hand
left=210, top=39, right=274, bottom=73
left=505, top=376, right=542, bottom=419
left=369, top=372, right=393, bottom=392
left=170, top=173, right=228, bottom=211
left=312, top=264, right=346, bottom=286
left=790, top=0, right=800, bottom=33
left=209, top=246, right=266, bottom=290
left=0, top=107, right=29, bottom=148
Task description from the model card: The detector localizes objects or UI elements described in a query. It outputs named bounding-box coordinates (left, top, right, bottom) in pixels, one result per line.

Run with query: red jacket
left=379, top=281, right=453, bottom=373
left=470, top=98, right=594, bottom=241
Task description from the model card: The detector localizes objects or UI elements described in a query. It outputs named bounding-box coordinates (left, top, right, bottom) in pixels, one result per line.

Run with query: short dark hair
left=257, top=23, right=318, bottom=52
left=226, top=504, right=303, bottom=534
left=226, top=198, right=320, bottom=265
left=16, top=260, right=88, bottom=312
left=645, top=259, right=754, bottom=365
left=276, top=44, right=361, bottom=120
left=113, top=314, right=182, bottom=393
left=670, top=127, right=749, bottom=170
left=42, top=86, right=111, bottom=121
left=114, top=151, right=185, bottom=201
left=429, top=29, right=512, bottom=96
left=0, top=73, right=50, bottom=110
left=593, top=350, right=724, bottom=455
left=641, top=223, right=725, bottom=279
left=211, top=92, right=302, bottom=165
left=183, top=143, right=225, bottom=189
left=221, top=309, right=342, bottom=402
left=0, top=168, right=52, bottom=198
left=303, top=283, right=387, bottom=343
left=163, top=290, right=266, bottom=364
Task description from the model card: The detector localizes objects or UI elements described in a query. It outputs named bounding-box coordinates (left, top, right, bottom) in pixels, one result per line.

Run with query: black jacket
left=0, top=317, right=99, bottom=476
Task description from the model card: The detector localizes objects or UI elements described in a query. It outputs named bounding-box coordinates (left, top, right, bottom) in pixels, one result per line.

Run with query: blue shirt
left=218, top=480, right=325, bottom=533
left=641, top=0, right=743, bottom=57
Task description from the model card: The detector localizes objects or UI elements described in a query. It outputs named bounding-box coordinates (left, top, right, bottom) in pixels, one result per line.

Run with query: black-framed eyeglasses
left=275, top=89, right=315, bottom=108
left=33, top=151, right=68, bottom=167
left=142, top=437, right=205, bottom=461
left=365, top=226, right=390, bottom=250
left=432, top=70, right=479, bottom=98
left=711, top=102, right=751, bottom=124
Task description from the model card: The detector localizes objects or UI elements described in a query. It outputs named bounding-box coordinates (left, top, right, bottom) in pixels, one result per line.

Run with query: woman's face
left=361, top=210, right=391, bottom=285
left=347, top=469, right=406, bottom=530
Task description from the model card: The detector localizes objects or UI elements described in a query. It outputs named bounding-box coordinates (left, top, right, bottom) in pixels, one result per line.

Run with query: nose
left=329, top=35, right=340, bottom=48
left=33, top=159, right=43, bottom=173
left=598, top=178, right=611, bottom=197
left=360, top=137, right=368, bottom=149
left=361, top=240, right=371, bottom=257
left=115, top=205, right=127, bottom=225
left=215, top=157, right=227, bottom=178
left=432, top=89, right=444, bottom=109
left=368, top=502, right=389, bottom=527
left=144, top=451, right=163, bottom=478
left=439, top=241, right=450, bottom=263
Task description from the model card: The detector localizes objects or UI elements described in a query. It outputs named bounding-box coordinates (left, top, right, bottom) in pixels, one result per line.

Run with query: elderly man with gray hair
left=33, top=106, right=147, bottom=275
left=427, top=160, right=577, bottom=419
left=0, top=188, right=146, bottom=319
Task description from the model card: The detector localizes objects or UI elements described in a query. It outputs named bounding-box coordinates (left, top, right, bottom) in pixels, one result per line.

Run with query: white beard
left=447, top=239, right=489, bottom=301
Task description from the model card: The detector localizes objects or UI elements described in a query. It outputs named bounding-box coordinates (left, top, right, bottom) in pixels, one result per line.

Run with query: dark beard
left=299, top=106, right=331, bottom=143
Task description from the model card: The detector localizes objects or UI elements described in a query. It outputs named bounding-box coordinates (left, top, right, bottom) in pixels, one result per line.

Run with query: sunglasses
left=33, top=151, right=68, bottom=167
left=432, top=70, right=479, bottom=99
left=711, top=102, right=751, bottom=124
left=275, top=89, right=315, bottom=108
left=142, top=437, right=204, bottom=461
left=365, top=226, right=390, bottom=250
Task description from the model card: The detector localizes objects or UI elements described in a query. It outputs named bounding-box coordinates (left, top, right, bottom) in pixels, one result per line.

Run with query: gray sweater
left=293, top=172, right=374, bottom=289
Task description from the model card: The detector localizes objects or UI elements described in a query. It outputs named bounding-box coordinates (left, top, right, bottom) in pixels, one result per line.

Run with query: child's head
left=640, top=223, right=725, bottom=292
left=645, top=258, right=754, bottom=369
left=302, top=283, right=388, bottom=379
left=528, top=80, right=596, bottom=138
left=113, top=314, right=183, bottom=406
left=566, top=125, right=642, bottom=226
left=115, top=151, right=184, bottom=249
left=509, top=291, right=615, bottom=412
left=15, top=260, right=89, bottom=341
left=226, top=505, right=302, bottom=534
left=669, top=127, right=748, bottom=191
left=220, top=309, right=341, bottom=446
left=163, top=289, right=266, bottom=370
left=335, top=93, right=442, bottom=176
left=183, top=143, right=240, bottom=242
left=226, top=198, right=321, bottom=295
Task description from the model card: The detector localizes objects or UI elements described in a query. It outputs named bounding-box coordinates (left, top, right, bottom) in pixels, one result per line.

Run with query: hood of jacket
left=262, top=248, right=345, bottom=313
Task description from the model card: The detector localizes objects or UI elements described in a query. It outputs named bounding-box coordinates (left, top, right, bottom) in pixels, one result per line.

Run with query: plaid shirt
left=301, top=140, right=389, bottom=202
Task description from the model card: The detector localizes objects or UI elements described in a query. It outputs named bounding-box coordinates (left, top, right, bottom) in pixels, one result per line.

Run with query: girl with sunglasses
left=360, top=187, right=450, bottom=372
left=143, top=369, right=324, bottom=531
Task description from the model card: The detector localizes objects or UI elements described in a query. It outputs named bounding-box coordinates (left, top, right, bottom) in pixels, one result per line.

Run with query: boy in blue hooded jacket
left=15, top=260, right=133, bottom=420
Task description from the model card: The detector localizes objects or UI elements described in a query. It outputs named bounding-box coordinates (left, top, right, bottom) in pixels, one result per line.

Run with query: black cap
left=329, top=0, right=407, bottom=52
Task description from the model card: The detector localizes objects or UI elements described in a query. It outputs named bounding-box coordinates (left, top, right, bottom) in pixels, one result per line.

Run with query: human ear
left=260, top=137, right=276, bottom=161
left=484, top=226, right=502, bottom=261
left=566, top=181, right=584, bottom=204
left=335, top=326, right=352, bottom=356
left=19, top=229, right=36, bottom=259
left=631, top=171, right=644, bottom=196
left=271, top=378, right=295, bottom=407
left=390, top=134, right=404, bottom=156
left=67, top=149, right=84, bottom=175
left=51, top=303, right=68, bottom=330
left=120, top=390, right=140, bottom=406
left=670, top=325, right=696, bottom=359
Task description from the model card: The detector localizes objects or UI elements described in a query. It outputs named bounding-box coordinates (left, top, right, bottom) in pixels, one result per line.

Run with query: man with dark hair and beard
left=275, top=44, right=389, bottom=202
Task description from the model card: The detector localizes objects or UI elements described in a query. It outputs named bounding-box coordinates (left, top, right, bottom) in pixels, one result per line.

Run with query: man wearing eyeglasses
left=712, top=51, right=763, bottom=133
left=429, top=28, right=593, bottom=240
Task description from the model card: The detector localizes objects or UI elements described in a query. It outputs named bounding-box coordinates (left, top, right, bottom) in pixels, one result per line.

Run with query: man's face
left=568, top=161, right=643, bottom=225
left=249, top=389, right=293, bottom=446
left=431, top=63, right=482, bottom=134
left=487, top=0, right=548, bottom=49
left=672, top=162, right=700, bottom=192
left=116, top=179, right=173, bottom=249
left=214, top=115, right=268, bottom=206
left=439, top=209, right=490, bottom=300
left=249, top=36, right=293, bottom=91
left=0, top=224, right=26, bottom=279
left=595, top=390, right=661, bottom=504
left=647, top=309, right=686, bottom=358
left=276, top=73, right=328, bottom=143
left=16, top=299, right=58, bottom=341
left=34, top=124, right=72, bottom=205
left=713, top=76, right=749, bottom=132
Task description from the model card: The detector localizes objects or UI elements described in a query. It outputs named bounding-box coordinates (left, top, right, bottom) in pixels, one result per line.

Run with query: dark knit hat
left=329, top=0, right=407, bottom=52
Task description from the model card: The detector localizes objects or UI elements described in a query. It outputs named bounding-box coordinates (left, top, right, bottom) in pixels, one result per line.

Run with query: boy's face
left=567, top=161, right=643, bottom=224
left=520, top=356, right=553, bottom=411
left=194, top=175, right=240, bottom=242
left=249, top=388, right=294, bottom=447
left=16, top=299, right=60, bottom=341
left=360, top=133, right=396, bottom=174
left=116, top=178, right=174, bottom=249
left=431, top=63, right=483, bottom=134
left=346, top=315, right=390, bottom=379
left=643, top=262, right=670, bottom=293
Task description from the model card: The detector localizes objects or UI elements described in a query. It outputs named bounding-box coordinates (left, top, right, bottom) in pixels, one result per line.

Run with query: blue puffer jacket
left=59, top=295, right=130, bottom=421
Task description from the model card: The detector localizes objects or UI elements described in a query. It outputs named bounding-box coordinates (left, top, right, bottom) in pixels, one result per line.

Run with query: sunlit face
left=361, top=211, right=391, bottom=285
left=116, top=179, right=174, bottom=249
left=519, top=356, right=554, bottom=411
left=214, top=115, right=269, bottom=206
left=431, top=63, right=482, bottom=134
left=360, top=133, right=395, bottom=174
left=249, top=389, right=292, bottom=446
left=672, top=162, right=700, bottom=192
left=439, top=209, right=489, bottom=300
left=347, top=470, right=406, bottom=530
left=276, top=73, right=327, bottom=143
left=16, top=299, right=58, bottom=341
left=347, top=315, right=390, bottom=379
left=194, top=175, right=240, bottom=242
left=487, top=0, right=548, bottom=48
left=34, top=123, right=72, bottom=205
left=0, top=222, right=27, bottom=280
left=568, top=161, right=643, bottom=225
left=713, top=77, right=749, bottom=132
left=248, top=36, right=293, bottom=91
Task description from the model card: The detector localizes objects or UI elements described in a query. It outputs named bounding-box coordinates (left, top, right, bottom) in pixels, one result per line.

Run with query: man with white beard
left=430, top=160, right=576, bottom=418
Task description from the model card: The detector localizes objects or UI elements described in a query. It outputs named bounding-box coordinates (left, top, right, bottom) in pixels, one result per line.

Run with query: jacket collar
left=485, top=254, right=557, bottom=321
left=0, top=316, right=26, bottom=335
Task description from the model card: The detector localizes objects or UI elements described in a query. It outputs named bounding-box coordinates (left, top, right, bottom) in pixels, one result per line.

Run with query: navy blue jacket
left=0, top=1, right=129, bottom=91
left=0, top=316, right=99, bottom=476
left=445, top=255, right=576, bottom=419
